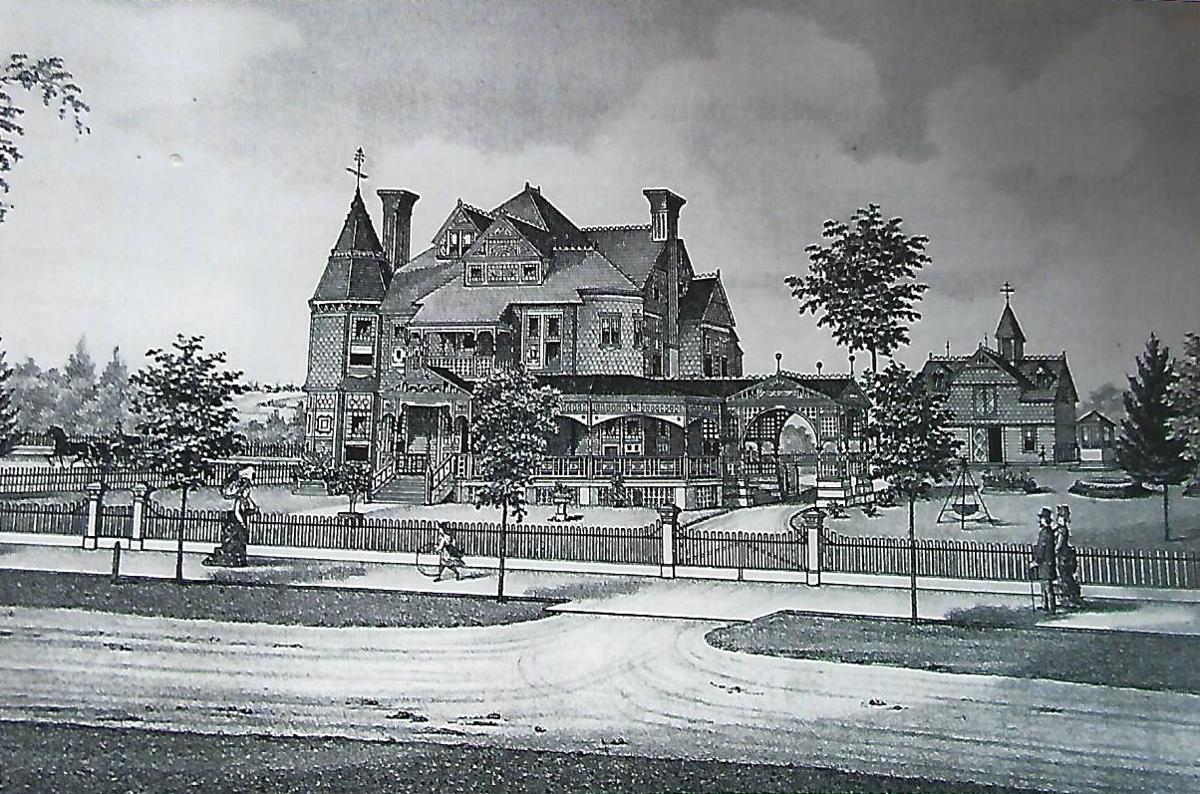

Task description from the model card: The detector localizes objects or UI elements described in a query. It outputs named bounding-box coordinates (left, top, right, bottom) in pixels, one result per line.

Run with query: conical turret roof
left=311, top=190, right=390, bottom=303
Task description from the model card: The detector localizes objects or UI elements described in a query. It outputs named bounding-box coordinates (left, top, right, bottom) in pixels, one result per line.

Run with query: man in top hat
left=1031, top=506, right=1057, bottom=612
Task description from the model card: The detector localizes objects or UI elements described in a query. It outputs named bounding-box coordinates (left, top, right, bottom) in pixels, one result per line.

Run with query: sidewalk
left=5, top=541, right=1200, bottom=634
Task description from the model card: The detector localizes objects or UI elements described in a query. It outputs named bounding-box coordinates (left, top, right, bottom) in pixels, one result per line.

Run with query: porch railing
left=424, top=355, right=495, bottom=379
left=426, top=453, right=458, bottom=503
left=459, top=455, right=721, bottom=481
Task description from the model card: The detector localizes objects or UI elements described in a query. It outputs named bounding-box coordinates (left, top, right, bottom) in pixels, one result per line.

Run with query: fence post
left=130, top=482, right=150, bottom=551
left=83, top=482, right=104, bottom=550
left=806, top=508, right=822, bottom=586
left=657, top=503, right=679, bottom=578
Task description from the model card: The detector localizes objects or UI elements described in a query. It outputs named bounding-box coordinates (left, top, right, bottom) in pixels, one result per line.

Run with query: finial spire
left=346, top=147, right=369, bottom=194
left=775, top=352, right=782, bottom=374
left=1001, top=280, right=1015, bottom=306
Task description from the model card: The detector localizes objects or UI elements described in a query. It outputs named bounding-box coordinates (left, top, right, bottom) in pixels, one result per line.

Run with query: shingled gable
left=311, top=190, right=391, bottom=303
left=431, top=200, right=493, bottom=245
left=681, top=272, right=736, bottom=327
left=466, top=213, right=552, bottom=260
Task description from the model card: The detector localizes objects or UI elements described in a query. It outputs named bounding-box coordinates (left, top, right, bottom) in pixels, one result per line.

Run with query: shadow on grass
left=944, top=600, right=1139, bottom=629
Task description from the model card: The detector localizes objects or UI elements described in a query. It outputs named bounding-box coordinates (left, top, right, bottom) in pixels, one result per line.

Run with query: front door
left=987, top=426, right=1003, bottom=463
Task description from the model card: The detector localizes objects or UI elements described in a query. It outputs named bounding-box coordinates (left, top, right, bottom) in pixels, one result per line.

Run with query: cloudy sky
left=2, top=0, right=1197, bottom=397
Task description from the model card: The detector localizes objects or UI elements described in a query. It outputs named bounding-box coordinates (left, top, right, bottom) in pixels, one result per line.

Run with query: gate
left=675, top=525, right=807, bottom=576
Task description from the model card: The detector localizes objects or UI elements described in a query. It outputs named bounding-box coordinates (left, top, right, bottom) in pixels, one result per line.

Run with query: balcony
left=424, top=355, right=495, bottom=380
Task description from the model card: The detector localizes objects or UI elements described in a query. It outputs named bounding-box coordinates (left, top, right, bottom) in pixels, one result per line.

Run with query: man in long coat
left=1032, top=506, right=1057, bottom=613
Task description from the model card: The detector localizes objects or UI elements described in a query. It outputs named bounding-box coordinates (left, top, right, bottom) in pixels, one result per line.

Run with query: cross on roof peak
left=345, top=147, right=369, bottom=193
left=1001, top=280, right=1015, bottom=305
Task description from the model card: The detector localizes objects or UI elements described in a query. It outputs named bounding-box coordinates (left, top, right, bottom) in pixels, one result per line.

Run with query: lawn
left=833, top=467, right=1200, bottom=550
left=0, top=569, right=551, bottom=628
left=0, top=721, right=1039, bottom=794
left=708, top=609, right=1200, bottom=694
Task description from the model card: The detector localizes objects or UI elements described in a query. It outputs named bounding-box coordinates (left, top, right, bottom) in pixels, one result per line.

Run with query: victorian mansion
left=303, top=178, right=869, bottom=508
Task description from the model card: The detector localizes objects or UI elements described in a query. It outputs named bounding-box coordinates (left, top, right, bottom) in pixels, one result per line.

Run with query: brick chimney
left=642, top=188, right=686, bottom=242
left=377, top=189, right=419, bottom=270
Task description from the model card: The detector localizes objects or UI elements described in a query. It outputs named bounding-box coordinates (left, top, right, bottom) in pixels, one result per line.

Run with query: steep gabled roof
left=919, top=347, right=1077, bottom=403
left=311, top=190, right=390, bottom=303
left=492, top=185, right=589, bottom=248
left=582, top=225, right=663, bottom=286
left=680, top=272, right=736, bottom=327
left=680, top=275, right=717, bottom=322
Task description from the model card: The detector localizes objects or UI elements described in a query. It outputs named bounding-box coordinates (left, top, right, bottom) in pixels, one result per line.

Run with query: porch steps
left=372, top=474, right=426, bottom=505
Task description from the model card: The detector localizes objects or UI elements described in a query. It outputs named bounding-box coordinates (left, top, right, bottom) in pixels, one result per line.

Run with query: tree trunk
left=871, top=347, right=878, bottom=374
left=1163, top=484, right=1171, bottom=543
left=175, top=487, right=188, bottom=584
left=497, top=500, right=508, bottom=603
left=908, top=496, right=918, bottom=625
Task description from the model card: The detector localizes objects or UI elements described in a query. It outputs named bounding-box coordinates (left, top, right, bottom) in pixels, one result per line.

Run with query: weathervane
left=346, top=147, right=369, bottom=193
left=1001, top=280, right=1015, bottom=306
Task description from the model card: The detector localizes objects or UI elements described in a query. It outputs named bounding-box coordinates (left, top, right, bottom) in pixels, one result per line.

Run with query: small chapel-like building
left=919, top=290, right=1078, bottom=465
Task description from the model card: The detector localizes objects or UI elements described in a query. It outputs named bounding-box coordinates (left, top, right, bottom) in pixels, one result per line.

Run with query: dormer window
left=522, top=262, right=539, bottom=282
left=467, top=262, right=484, bottom=284
left=440, top=229, right=475, bottom=258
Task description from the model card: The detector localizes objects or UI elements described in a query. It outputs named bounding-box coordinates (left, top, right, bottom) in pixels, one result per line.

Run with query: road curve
left=2, top=607, right=1198, bottom=793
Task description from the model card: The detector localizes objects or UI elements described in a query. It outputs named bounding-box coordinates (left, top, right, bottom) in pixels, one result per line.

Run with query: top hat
left=1038, top=507, right=1053, bottom=520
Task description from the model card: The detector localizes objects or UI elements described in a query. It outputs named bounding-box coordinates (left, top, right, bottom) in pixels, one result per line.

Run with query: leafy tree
left=1119, top=335, right=1192, bottom=541
left=7, top=356, right=59, bottom=432
left=130, top=334, right=248, bottom=582
left=1170, top=333, right=1200, bottom=480
left=786, top=204, right=930, bottom=372
left=87, top=346, right=135, bottom=434
left=54, top=337, right=97, bottom=434
left=1, top=53, right=90, bottom=224
left=326, top=461, right=372, bottom=515
left=863, top=361, right=961, bottom=623
left=0, top=338, right=18, bottom=456
left=469, top=366, right=560, bottom=601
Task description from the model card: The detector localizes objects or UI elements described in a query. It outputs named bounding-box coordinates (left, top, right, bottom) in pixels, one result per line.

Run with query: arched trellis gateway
left=725, top=373, right=866, bottom=454
left=742, top=408, right=819, bottom=458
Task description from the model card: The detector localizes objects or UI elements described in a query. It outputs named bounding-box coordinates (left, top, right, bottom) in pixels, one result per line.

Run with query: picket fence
left=138, top=504, right=663, bottom=566
left=823, top=529, right=1200, bottom=588
left=0, top=460, right=296, bottom=495
left=0, top=499, right=88, bottom=535
left=3, top=495, right=1199, bottom=589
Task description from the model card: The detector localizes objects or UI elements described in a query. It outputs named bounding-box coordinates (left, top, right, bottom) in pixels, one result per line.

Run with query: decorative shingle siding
left=306, top=313, right=347, bottom=389
left=576, top=296, right=643, bottom=375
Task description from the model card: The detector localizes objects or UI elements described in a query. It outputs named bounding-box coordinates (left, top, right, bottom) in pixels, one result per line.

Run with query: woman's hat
left=1039, top=507, right=1053, bottom=519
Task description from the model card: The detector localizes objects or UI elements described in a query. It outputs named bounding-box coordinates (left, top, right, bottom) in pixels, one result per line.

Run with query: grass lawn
left=708, top=609, right=1200, bottom=694
left=0, top=570, right=550, bottom=628
left=0, top=721, right=1039, bottom=794
left=833, top=467, right=1200, bottom=550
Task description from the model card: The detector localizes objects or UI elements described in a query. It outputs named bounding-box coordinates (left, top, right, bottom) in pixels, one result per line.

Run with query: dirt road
left=3, top=607, right=1198, bottom=792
